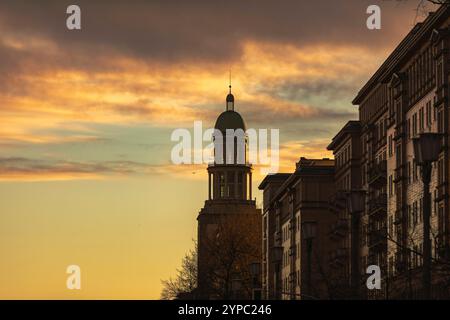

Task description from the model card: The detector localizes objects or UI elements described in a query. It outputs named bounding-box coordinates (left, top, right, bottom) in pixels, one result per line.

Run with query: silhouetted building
left=259, top=158, right=335, bottom=299
left=352, top=4, right=450, bottom=299
left=196, top=86, right=261, bottom=300
left=327, top=121, right=362, bottom=298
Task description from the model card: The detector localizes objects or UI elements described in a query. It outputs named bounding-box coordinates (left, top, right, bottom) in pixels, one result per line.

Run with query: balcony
left=393, top=209, right=403, bottom=225
left=368, top=193, right=387, bottom=217
left=367, top=160, right=387, bottom=188
left=329, top=248, right=349, bottom=268
left=368, top=226, right=387, bottom=249
left=395, top=251, right=407, bottom=273
left=274, top=231, right=281, bottom=243
left=437, top=183, right=446, bottom=201
left=329, top=190, right=347, bottom=212
left=329, top=219, right=348, bottom=239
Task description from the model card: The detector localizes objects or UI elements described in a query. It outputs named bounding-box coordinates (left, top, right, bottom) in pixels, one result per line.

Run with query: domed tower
left=207, top=85, right=253, bottom=201
left=196, top=85, right=261, bottom=299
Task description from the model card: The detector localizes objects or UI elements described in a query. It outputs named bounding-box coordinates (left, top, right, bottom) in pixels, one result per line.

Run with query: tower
left=196, top=86, right=261, bottom=299
left=208, top=85, right=253, bottom=202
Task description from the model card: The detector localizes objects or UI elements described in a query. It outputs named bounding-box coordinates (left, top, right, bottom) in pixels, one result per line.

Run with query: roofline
left=258, top=173, right=291, bottom=190
left=270, top=161, right=335, bottom=202
left=327, top=120, right=361, bottom=150
left=353, top=4, right=450, bottom=105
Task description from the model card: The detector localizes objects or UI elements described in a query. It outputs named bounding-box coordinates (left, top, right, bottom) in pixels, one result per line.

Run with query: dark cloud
left=0, top=0, right=423, bottom=65
left=0, top=157, right=161, bottom=176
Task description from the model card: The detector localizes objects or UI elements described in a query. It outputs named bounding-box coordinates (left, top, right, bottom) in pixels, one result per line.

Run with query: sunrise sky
left=0, top=0, right=432, bottom=299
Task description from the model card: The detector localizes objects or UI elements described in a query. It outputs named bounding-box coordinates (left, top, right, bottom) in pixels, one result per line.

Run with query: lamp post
left=250, top=262, right=262, bottom=300
left=231, top=279, right=242, bottom=299
left=413, top=132, right=442, bottom=300
left=271, top=246, right=283, bottom=299
left=347, top=190, right=366, bottom=300
left=302, top=221, right=317, bottom=300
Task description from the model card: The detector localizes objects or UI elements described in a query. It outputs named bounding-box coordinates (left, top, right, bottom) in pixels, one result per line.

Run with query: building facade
left=352, top=5, right=450, bottom=299
left=259, top=158, right=335, bottom=299
left=257, top=4, right=450, bottom=300
left=327, top=121, right=362, bottom=298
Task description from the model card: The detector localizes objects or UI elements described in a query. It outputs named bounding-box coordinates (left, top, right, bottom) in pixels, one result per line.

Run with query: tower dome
left=214, top=110, right=246, bottom=133
left=215, top=84, right=246, bottom=132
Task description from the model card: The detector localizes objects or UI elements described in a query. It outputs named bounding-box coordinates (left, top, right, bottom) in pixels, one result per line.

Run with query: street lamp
left=347, top=190, right=366, bottom=214
left=231, top=279, right=242, bottom=299
left=250, top=262, right=262, bottom=300
left=347, top=190, right=366, bottom=300
left=302, top=221, right=317, bottom=300
left=413, top=132, right=442, bottom=299
left=271, top=246, right=283, bottom=300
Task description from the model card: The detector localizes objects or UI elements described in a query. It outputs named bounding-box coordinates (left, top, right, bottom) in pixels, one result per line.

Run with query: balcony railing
left=394, top=209, right=403, bottom=225
left=368, top=226, right=387, bottom=249
left=274, top=231, right=281, bottom=243
left=367, top=160, right=387, bottom=188
left=329, top=190, right=347, bottom=212
left=368, top=193, right=387, bottom=217
left=395, top=251, right=407, bottom=273
left=329, top=218, right=348, bottom=239
left=329, top=248, right=349, bottom=267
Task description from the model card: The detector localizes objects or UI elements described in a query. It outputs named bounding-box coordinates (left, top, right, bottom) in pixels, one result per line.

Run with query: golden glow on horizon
left=0, top=26, right=384, bottom=299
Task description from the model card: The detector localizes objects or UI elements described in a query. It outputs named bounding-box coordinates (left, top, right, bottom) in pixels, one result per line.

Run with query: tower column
left=243, top=172, right=247, bottom=200
left=224, top=170, right=228, bottom=198
left=234, top=171, right=238, bottom=199
left=208, top=172, right=211, bottom=200
left=249, top=171, right=253, bottom=200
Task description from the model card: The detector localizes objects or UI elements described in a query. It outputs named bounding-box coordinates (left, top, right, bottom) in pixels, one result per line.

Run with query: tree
left=414, top=0, right=449, bottom=22
left=160, top=242, right=197, bottom=300
left=199, top=214, right=261, bottom=299
left=374, top=214, right=450, bottom=299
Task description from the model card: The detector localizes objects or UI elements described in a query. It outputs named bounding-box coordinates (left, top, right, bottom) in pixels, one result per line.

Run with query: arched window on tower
left=237, top=172, right=243, bottom=199
left=219, top=172, right=225, bottom=198
left=227, top=172, right=235, bottom=198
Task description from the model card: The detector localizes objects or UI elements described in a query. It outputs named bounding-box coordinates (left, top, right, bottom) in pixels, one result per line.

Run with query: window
left=413, top=201, right=418, bottom=225
left=219, top=172, right=225, bottom=197
left=396, top=145, right=401, bottom=167
left=413, top=159, right=417, bottom=182
left=227, top=172, right=235, bottom=197
left=412, top=113, right=418, bottom=136
left=438, top=159, right=444, bottom=184
left=389, top=216, right=393, bottom=235
left=438, top=109, right=444, bottom=133
left=389, top=175, right=393, bottom=196
left=388, top=135, right=393, bottom=157
left=407, top=118, right=411, bottom=139
left=419, top=107, right=424, bottom=131
left=426, top=101, right=432, bottom=126
left=408, top=161, right=411, bottom=185
left=408, top=205, right=412, bottom=228
left=419, top=198, right=423, bottom=223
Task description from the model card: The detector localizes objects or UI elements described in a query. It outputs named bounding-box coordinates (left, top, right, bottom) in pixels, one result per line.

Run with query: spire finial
left=226, top=70, right=234, bottom=111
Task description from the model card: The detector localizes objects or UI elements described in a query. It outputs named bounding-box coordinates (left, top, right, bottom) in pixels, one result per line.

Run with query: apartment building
left=327, top=121, right=362, bottom=298
left=259, top=158, right=335, bottom=300
left=258, top=5, right=450, bottom=300
left=352, top=5, right=450, bottom=298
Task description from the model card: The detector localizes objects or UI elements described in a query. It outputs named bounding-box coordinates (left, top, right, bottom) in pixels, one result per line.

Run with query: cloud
left=0, top=0, right=429, bottom=180
left=0, top=0, right=421, bottom=64
left=0, top=156, right=210, bottom=182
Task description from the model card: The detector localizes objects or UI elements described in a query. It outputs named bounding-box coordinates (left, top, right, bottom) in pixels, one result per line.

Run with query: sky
left=0, top=0, right=434, bottom=299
